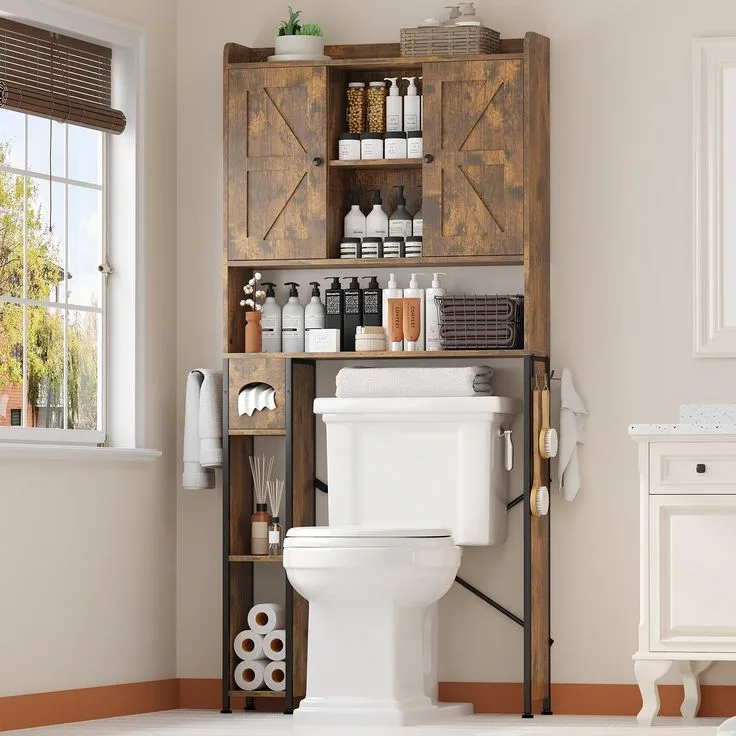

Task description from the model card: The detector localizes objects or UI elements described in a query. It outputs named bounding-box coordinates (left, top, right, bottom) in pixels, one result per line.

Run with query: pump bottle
left=344, top=192, right=366, bottom=238
left=403, top=273, right=425, bottom=351
left=382, top=272, right=403, bottom=351
left=281, top=282, right=305, bottom=353
left=324, top=276, right=344, bottom=351
left=305, top=281, right=326, bottom=351
left=342, top=276, right=363, bottom=352
left=360, top=276, right=382, bottom=327
left=402, top=77, right=421, bottom=132
left=384, top=77, right=403, bottom=132
left=389, top=185, right=413, bottom=239
left=260, top=282, right=282, bottom=353
left=366, top=189, right=389, bottom=238
left=425, top=272, right=446, bottom=351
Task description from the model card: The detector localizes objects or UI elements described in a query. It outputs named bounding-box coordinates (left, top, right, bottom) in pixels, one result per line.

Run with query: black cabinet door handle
left=423, top=154, right=434, bottom=164
left=312, top=156, right=323, bottom=167
left=696, top=463, right=706, bottom=474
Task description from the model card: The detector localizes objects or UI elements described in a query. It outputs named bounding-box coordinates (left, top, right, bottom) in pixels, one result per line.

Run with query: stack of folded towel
left=335, top=366, right=494, bottom=398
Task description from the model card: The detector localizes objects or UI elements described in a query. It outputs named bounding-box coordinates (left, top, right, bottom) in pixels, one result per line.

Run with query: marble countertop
left=629, top=423, right=736, bottom=436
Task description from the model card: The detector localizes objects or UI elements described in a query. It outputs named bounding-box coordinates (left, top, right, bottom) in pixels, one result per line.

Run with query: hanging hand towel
left=557, top=368, right=588, bottom=502
left=199, top=370, right=223, bottom=468
left=182, top=370, right=215, bottom=490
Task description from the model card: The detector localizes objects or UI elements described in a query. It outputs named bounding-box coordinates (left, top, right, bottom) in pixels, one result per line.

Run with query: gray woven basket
left=400, top=26, right=501, bottom=56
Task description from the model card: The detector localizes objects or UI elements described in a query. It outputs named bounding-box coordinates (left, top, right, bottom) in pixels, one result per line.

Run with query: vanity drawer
left=650, top=442, right=736, bottom=494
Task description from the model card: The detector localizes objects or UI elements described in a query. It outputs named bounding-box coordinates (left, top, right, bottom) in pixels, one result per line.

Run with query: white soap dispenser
left=366, top=189, right=389, bottom=238
left=455, top=1, right=483, bottom=25
left=382, top=272, right=403, bottom=352
left=402, top=77, right=421, bottom=132
left=425, top=272, right=446, bottom=351
left=282, top=282, right=305, bottom=353
left=344, top=192, right=366, bottom=238
left=403, top=272, right=425, bottom=351
left=305, top=281, right=326, bottom=352
left=260, top=281, right=282, bottom=353
left=384, top=77, right=403, bottom=132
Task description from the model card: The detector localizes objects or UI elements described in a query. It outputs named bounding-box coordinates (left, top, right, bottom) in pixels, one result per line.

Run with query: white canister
left=384, top=132, right=407, bottom=159
left=361, top=133, right=384, bottom=160
left=338, top=133, right=361, bottom=161
left=407, top=131, right=423, bottom=159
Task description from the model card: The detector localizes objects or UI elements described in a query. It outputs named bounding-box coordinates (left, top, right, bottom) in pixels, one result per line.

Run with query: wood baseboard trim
left=3, top=678, right=735, bottom=731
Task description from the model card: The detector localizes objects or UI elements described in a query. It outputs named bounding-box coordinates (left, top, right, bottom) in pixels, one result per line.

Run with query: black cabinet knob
left=423, top=153, right=434, bottom=164
left=312, top=156, right=323, bottom=167
left=696, top=463, right=706, bottom=474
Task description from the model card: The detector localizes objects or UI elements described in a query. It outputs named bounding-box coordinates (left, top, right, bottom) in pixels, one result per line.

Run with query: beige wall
left=0, top=0, right=178, bottom=696
left=175, top=0, right=736, bottom=687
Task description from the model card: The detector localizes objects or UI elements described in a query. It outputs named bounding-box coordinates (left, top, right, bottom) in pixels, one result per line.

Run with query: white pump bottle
left=402, top=77, right=421, bottom=132
left=425, top=272, right=446, bottom=351
left=382, top=272, right=403, bottom=352
left=403, top=272, right=425, bottom=351
left=384, top=77, right=403, bottom=132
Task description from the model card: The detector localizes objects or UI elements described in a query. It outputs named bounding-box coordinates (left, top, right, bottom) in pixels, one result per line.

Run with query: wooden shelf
left=226, top=349, right=532, bottom=361
left=227, top=254, right=524, bottom=269
left=228, top=429, right=285, bottom=437
left=329, top=158, right=422, bottom=170
left=229, top=555, right=283, bottom=563
left=229, top=690, right=284, bottom=698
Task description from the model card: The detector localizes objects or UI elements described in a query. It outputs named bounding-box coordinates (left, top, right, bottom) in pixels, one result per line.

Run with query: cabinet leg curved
left=680, top=660, right=712, bottom=720
left=634, top=658, right=672, bottom=725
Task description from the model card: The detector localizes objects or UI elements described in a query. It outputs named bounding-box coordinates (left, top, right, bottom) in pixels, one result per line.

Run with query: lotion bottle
left=342, top=276, right=363, bottom=352
left=384, top=77, right=403, bottom=132
left=281, top=282, right=305, bottom=353
left=324, top=276, right=344, bottom=350
left=344, top=192, right=366, bottom=238
left=260, top=281, right=282, bottom=353
left=305, top=281, right=326, bottom=351
left=425, top=272, right=446, bottom=351
left=360, top=275, right=382, bottom=327
left=403, top=272, right=425, bottom=350
left=402, top=77, right=421, bottom=132
left=366, top=189, right=389, bottom=238
left=389, top=185, right=413, bottom=238
left=382, top=272, right=403, bottom=351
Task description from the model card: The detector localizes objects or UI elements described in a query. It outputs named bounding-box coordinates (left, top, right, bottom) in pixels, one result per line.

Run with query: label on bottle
left=405, top=113, right=419, bottom=131
left=368, top=221, right=388, bottom=237
left=387, top=113, right=401, bottom=132
left=268, top=529, right=280, bottom=544
left=325, top=292, right=342, bottom=316
left=408, top=137, right=423, bottom=158
left=389, top=219, right=413, bottom=238
left=305, top=313, right=324, bottom=330
left=363, top=291, right=379, bottom=315
left=413, top=218, right=423, bottom=237
left=252, top=521, right=268, bottom=555
left=282, top=314, right=299, bottom=333
left=345, top=224, right=365, bottom=238
left=261, top=313, right=278, bottom=335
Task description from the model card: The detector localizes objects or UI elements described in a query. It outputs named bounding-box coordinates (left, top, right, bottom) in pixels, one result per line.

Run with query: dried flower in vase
left=240, top=271, right=266, bottom=312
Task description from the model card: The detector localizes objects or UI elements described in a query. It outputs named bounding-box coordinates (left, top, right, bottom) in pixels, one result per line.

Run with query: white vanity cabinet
left=631, top=428, right=736, bottom=725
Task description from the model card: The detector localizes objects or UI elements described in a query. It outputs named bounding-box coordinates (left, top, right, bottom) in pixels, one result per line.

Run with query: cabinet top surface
left=629, top=423, right=736, bottom=439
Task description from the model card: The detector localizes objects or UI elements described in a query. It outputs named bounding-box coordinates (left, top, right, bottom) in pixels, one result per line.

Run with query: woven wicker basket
left=400, top=26, right=501, bottom=56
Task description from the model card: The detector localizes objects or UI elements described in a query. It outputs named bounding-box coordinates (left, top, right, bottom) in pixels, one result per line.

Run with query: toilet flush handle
left=501, top=429, right=513, bottom=471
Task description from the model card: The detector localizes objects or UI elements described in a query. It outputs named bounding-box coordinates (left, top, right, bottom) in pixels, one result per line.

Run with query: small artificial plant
left=277, top=7, right=323, bottom=36
left=240, top=271, right=266, bottom=312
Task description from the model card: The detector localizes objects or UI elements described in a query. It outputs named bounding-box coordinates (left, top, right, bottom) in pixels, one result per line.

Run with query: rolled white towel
left=199, top=370, right=223, bottom=468
left=335, top=366, right=494, bottom=399
left=182, top=370, right=215, bottom=490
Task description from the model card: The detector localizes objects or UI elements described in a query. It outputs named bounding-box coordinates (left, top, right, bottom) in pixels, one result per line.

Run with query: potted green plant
left=271, top=6, right=327, bottom=60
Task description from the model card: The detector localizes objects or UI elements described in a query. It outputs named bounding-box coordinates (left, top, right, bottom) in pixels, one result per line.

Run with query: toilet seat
left=286, top=526, right=451, bottom=549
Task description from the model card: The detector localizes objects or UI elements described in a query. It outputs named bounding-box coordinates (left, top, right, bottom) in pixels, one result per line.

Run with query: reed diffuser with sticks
left=249, top=455, right=274, bottom=555
left=267, top=479, right=285, bottom=556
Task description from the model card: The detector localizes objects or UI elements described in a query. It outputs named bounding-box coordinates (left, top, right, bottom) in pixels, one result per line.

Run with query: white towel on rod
left=182, top=370, right=214, bottom=490
left=557, top=368, right=587, bottom=502
left=199, top=370, right=223, bottom=468
left=182, top=368, right=223, bottom=489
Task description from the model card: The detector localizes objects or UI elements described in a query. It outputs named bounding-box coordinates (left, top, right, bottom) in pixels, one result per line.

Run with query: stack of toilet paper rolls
left=233, top=603, right=286, bottom=692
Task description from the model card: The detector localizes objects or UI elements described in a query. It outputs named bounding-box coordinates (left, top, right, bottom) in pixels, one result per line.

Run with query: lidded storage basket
left=400, top=26, right=501, bottom=56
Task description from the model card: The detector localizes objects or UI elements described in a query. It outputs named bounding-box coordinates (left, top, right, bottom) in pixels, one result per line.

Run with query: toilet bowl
left=284, top=395, right=521, bottom=727
left=284, top=527, right=461, bottom=727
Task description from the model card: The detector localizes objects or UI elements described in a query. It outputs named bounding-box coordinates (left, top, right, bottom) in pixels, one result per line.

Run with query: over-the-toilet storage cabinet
left=632, top=432, right=736, bottom=724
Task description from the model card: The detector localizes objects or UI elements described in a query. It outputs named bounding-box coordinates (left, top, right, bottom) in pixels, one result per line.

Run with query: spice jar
left=360, top=132, right=384, bottom=160
left=384, top=132, right=407, bottom=159
left=346, top=82, right=366, bottom=134
left=338, top=133, right=361, bottom=161
left=407, top=130, right=423, bottom=159
left=366, top=81, right=386, bottom=133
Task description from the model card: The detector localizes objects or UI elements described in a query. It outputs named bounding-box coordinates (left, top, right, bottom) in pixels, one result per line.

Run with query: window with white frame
left=0, top=111, right=106, bottom=434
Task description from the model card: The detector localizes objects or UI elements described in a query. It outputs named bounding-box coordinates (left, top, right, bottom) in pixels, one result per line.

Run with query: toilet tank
left=314, top=397, right=521, bottom=546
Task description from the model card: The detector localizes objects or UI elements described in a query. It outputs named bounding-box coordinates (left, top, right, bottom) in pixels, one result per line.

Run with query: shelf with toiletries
left=226, top=350, right=531, bottom=360
left=227, top=255, right=524, bottom=268
left=329, top=158, right=422, bottom=169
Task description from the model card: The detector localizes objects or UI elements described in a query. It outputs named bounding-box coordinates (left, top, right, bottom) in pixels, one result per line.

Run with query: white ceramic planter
left=273, top=34, right=326, bottom=60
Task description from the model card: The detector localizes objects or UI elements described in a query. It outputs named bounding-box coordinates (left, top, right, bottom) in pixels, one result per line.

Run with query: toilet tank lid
left=287, top=526, right=451, bottom=539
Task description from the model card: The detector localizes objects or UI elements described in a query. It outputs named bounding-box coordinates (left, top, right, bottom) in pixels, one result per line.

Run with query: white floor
left=3, top=710, right=725, bottom=735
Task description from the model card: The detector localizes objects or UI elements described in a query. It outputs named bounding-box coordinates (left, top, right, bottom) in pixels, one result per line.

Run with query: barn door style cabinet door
left=226, top=66, right=328, bottom=261
left=422, top=60, right=524, bottom=257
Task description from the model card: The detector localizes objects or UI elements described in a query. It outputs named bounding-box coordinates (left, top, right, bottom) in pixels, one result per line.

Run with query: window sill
left=0, top=444, right=161, bottom=462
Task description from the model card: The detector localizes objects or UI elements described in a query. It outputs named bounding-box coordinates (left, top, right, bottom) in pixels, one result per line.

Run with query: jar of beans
left=346, top=82, right=366, bottom=134
left=366, top=81, right=386, bottom=133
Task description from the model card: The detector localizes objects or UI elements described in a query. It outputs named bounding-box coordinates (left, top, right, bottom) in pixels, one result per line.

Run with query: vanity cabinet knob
left=312, top=156, right=323, bottom=167
left=423, top=153, right=434, bottom=164
left=696, top=463, right=706, bottom=474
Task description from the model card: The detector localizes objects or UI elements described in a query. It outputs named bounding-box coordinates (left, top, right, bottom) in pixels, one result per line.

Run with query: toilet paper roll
left=247, top=603, right=285, bottom=634
left=233, top=630, right=264, bottom=661
left=264, top=660, right=286, bottom=691
left=234, top=659, right=267, bottom=691
left=263, top=629, right=286, bottom=661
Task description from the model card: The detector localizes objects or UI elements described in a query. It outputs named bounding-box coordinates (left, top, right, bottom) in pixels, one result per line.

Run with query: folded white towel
left=557, top=368, right=588, bottom=502
left=335, top=366, right=494, bottom=398
left=199, top=370, right=223, bottom=468
left=182, top=370, right=215, bottom=490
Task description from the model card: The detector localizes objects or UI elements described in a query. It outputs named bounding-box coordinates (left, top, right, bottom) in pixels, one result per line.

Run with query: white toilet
left=283, top=396, right=520, bottom=727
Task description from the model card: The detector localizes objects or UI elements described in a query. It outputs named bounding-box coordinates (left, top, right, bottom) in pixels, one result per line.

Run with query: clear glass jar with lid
left=346, top=82, right=366, bottom=133
left=366, top=81, right=386, bottom=133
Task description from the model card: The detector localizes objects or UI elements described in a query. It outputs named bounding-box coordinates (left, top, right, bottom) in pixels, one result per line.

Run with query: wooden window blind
left=0, top=18, right=126, bottom=135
